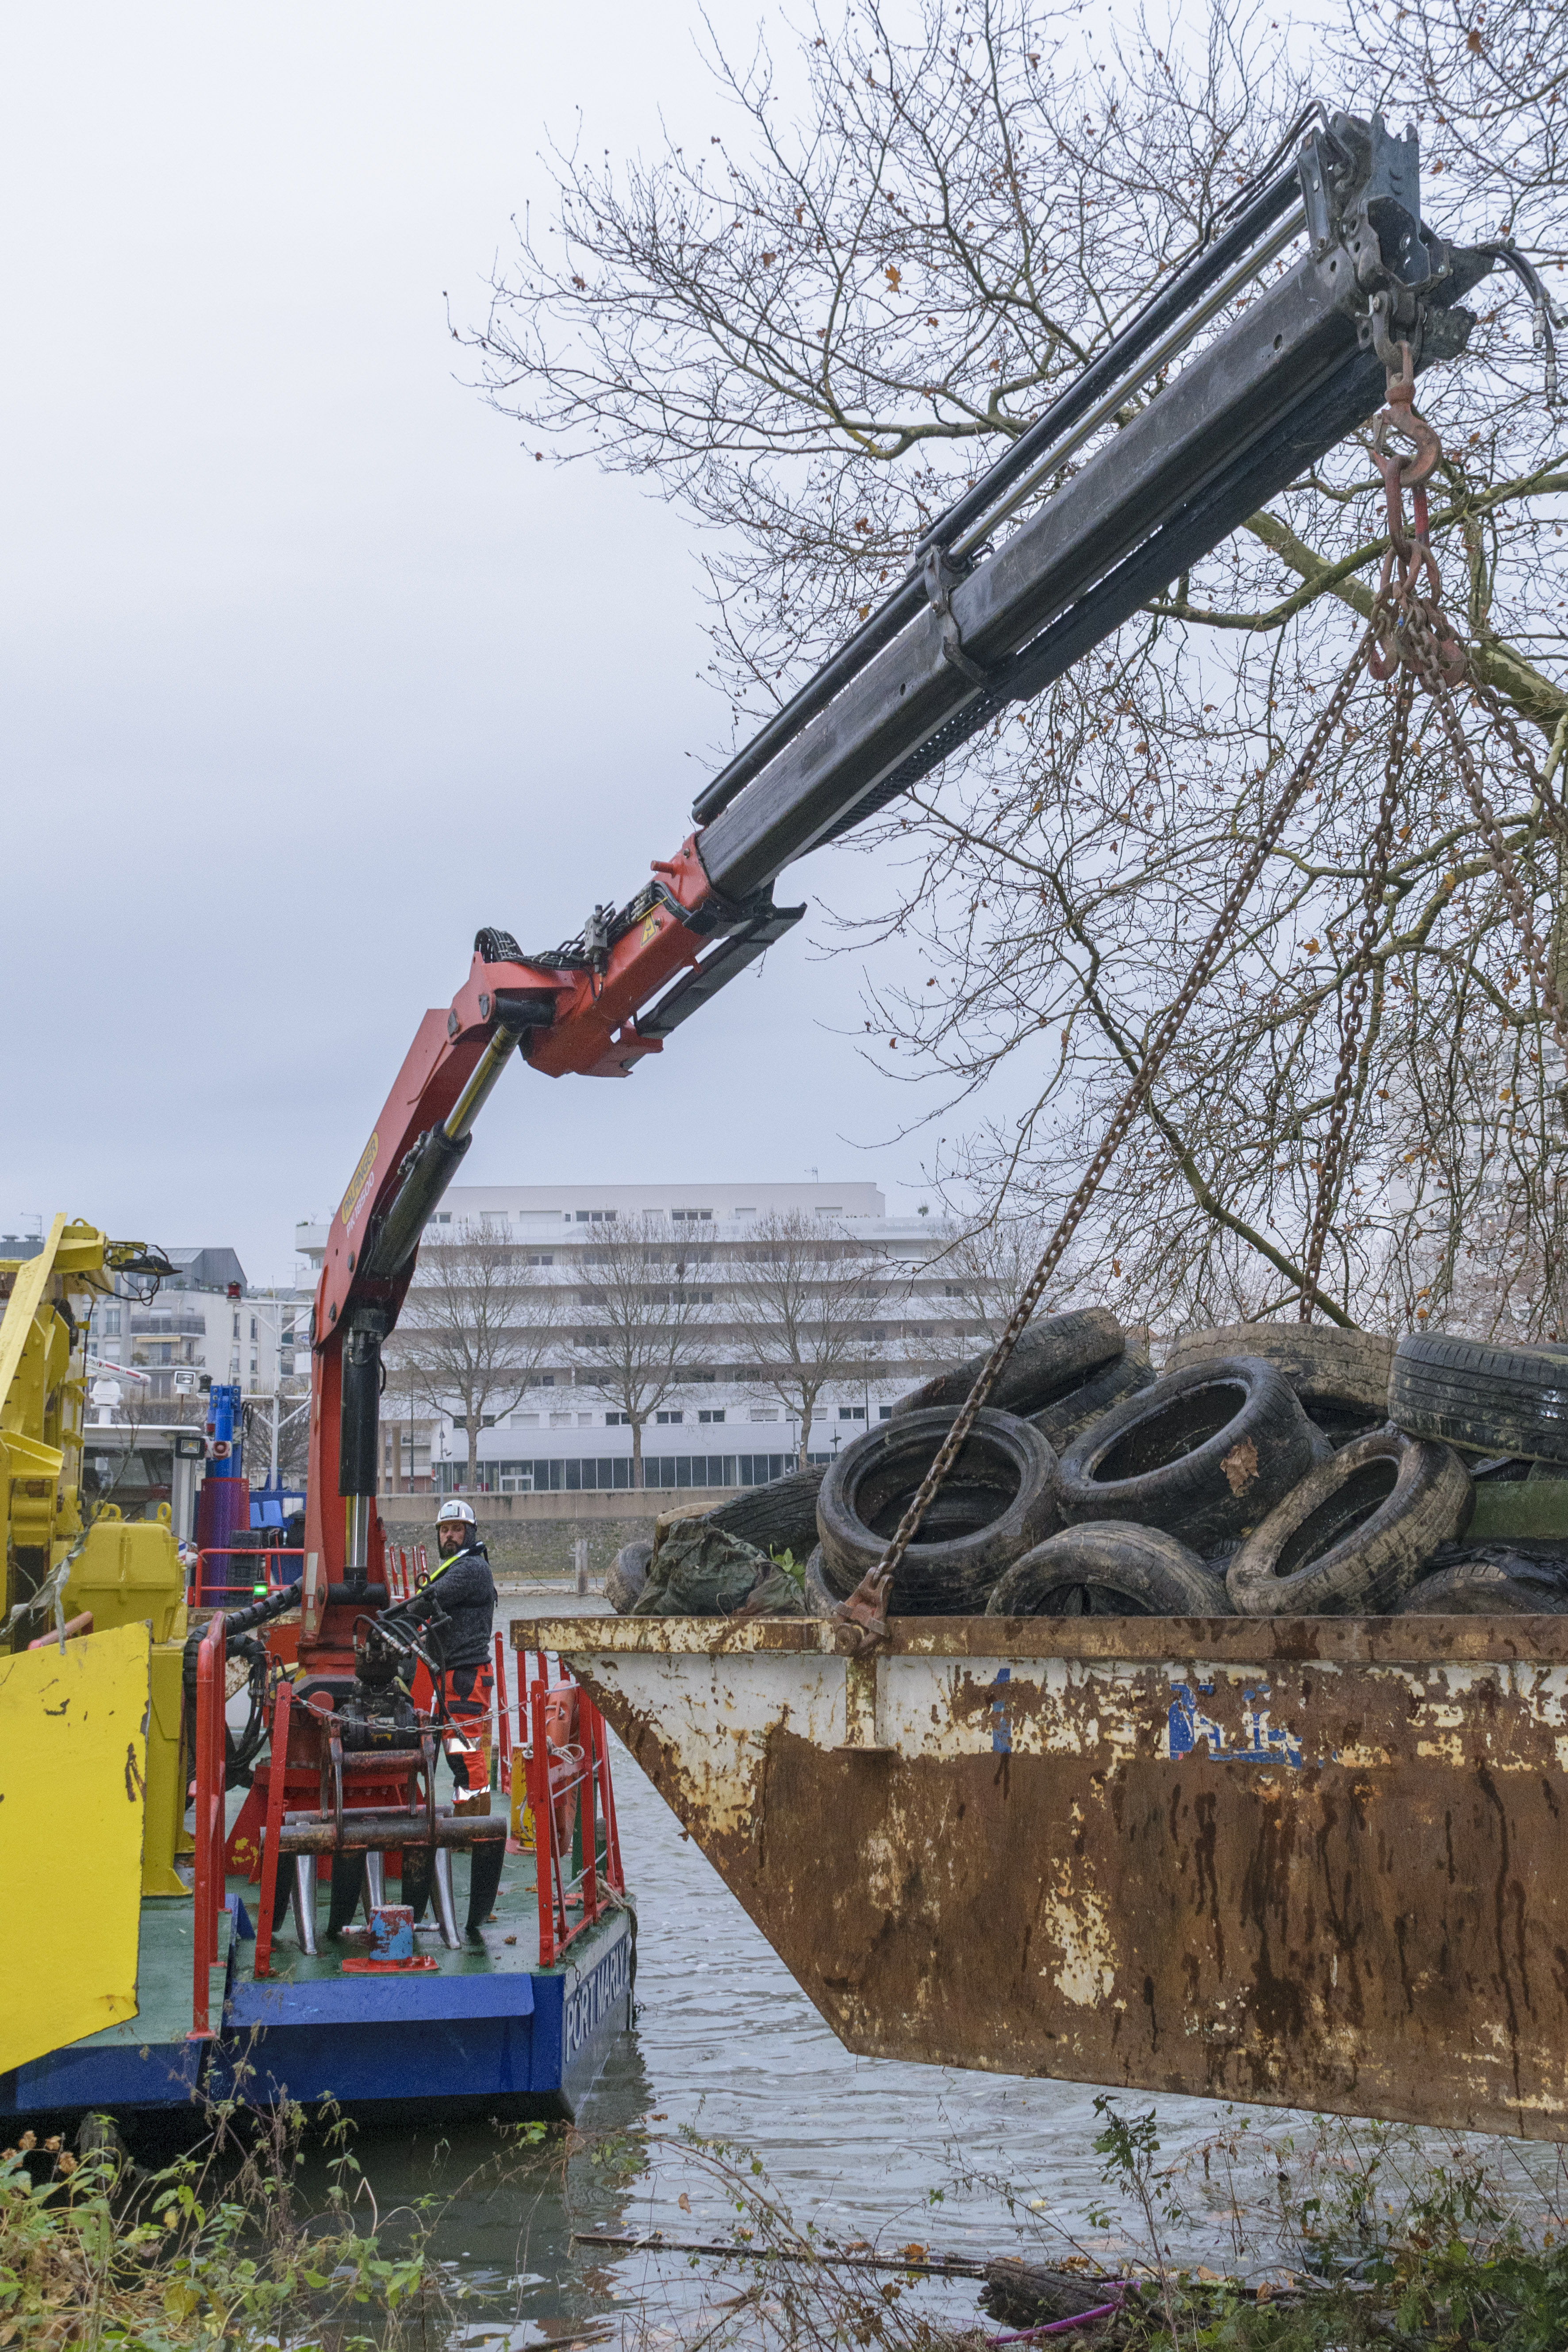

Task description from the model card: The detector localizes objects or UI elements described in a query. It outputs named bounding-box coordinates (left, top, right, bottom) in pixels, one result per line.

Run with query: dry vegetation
left=468, top=0, right=1568, bottom=1342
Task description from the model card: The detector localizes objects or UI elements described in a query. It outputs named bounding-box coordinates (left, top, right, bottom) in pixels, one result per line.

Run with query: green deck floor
left=225, top=1843, right=627, bottom=1988
left=64, top=1900, right=232, bottom=2056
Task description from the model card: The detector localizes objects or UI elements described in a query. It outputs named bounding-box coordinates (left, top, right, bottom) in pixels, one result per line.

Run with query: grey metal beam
left=697, top=242, right=1485, bottom=905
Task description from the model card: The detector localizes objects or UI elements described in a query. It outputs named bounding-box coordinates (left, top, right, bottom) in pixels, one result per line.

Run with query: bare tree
left=727, top=1211, right=892, bottom=1467
left=469, top=0, right=1568, bottom=1342
left=387, top=1220, right=562, bottom=1492
left=568, top=1213, right=717, bottom=1486
left=924, top=1219, right=1041, bottom=1349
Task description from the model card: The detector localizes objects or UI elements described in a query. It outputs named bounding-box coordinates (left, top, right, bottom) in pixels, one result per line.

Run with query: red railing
left=188, top=1545, right=304, bottom=1607
left=493, top=1629, right=513, bottom=1783
left=250, top=1679, right=295, bottom=1981
left=189, top=1612, right=227, bottom=2037
left=522, top=1650, right=623, bottom=1966
left=382, top=1542, right=430, bottom=1601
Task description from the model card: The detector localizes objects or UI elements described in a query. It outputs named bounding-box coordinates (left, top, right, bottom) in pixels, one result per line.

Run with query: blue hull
left=1, top=1895, right=633, bottom=2133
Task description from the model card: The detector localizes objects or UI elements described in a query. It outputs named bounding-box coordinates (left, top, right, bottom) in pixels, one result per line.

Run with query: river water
left=346, top=1593, right=1560, bottom=2349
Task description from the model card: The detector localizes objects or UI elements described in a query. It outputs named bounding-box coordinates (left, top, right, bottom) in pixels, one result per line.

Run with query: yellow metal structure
left=0, top=1622, right=152, bottom=2074
left=1, top=1221, right=192, bottom=1904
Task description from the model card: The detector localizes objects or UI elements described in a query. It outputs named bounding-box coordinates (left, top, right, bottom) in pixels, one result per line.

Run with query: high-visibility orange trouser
left=444, top=1660, right=494, bottom=1794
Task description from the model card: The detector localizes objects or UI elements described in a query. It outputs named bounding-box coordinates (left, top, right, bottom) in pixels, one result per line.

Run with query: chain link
left=1403, top=609, right=1568, bottom=1068
left=833, top=355, right=1564, bottom=1646
left=833, top=627, right=1375, bottom=1643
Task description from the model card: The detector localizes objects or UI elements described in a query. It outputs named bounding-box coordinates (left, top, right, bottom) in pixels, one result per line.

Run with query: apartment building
left=87, top=1246, right=311, bottom=1407
left=296, top=1180, right=985, bottom=1495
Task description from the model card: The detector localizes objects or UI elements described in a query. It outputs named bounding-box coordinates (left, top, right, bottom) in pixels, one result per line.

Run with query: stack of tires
left=606, top=1315, right=1568, bottom=1620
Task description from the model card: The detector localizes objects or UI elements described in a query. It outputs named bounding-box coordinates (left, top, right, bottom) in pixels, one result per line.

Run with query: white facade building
left=296, top=1181, right=981, bottom=1496
left=86, top=1247, right=311, bottom=1411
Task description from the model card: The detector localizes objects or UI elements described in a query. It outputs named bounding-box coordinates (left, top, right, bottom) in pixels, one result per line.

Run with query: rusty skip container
left=517, top=1611, right=1568, bottom=2140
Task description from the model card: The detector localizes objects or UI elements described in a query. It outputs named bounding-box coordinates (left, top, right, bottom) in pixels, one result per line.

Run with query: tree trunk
left=631, top=1418, right=644, bottom=1489
left=466, top=1418, right=479, bottom=1493
left=796, top=1386, right=819, bottom=1473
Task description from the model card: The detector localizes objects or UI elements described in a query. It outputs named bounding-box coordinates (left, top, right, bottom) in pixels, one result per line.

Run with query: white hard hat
left=436, top=1497, right=477, bottom=1526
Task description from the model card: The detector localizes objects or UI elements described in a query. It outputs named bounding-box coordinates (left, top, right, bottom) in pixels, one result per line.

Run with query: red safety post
left=579, top=1698, right=600, bottom=1923
left=493, top=1629, right=512, bottom=1780
left=592, top=1693, right=624, bottom=1895
left=524, top=1653, right=622, bottom=1964
left=529, top=1677, right=558, bottom=1966
left=189, top=1612, right=227, bottom=2038
left=251, top=1679, right=293, bottom=1979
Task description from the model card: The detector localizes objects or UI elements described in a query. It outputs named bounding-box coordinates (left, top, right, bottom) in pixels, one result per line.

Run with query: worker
left=380, top=1496, right=496, bottom=1795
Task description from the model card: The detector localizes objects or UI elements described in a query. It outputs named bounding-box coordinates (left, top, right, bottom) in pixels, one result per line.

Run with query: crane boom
left=300, top=107, right=1497, bottom=1642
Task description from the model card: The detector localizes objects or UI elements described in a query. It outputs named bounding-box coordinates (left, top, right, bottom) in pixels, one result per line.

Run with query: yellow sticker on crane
left=339, top=1131, right=379, bottom=1230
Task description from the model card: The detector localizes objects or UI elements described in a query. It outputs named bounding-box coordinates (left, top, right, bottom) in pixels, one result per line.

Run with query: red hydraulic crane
left=298, top=107, right=1534, bottom=1670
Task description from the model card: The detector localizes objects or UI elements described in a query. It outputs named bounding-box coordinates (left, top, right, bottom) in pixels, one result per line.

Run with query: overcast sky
left=2, top=3, right=949, bottom=1285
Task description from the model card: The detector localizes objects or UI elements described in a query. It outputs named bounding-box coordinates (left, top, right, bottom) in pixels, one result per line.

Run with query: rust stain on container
left=516, top=1616, right=1568, bottom=2140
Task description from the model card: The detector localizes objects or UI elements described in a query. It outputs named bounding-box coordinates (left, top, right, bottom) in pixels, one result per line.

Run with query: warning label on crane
left=339, top=1131, right=379, bottom=1230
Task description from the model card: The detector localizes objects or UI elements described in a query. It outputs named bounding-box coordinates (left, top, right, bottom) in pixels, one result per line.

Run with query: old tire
left=1389, top=1335, right=1568, bottom=1464
left=891, top=1307, right=1123, bottom=1422
left=815, top=1407, right=1060, bottom=1613
left=703, top=1464, right=824, bottom=1561
left=1166, top=1321, right=1394, bottom=1411
left=1165, top=1321, right=1394, bottom=1448
left=1399, top=1547, right=1568, bottom=1614
left=1031, top=1349, right=1155, bottom=1454
left=1226, top=1426, right=1472, bottom=1616
left=802, top=1545, right=840, bottom=1620
left=1056, top=1356, right=1317, bottom=1553
left=985, top=1522, right=1232, bottom=1617
left=604, top=1540, right=652, bottom=1614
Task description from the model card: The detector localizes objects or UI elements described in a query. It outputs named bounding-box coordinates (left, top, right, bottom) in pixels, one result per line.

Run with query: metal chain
left=834, top=626, right=1376, bottom=1640
left=1297, top=657, right=1414, bottom=1320
left=1403, top=607, right=1568, bottom=1068
left=1466, top=668, right=1568, bottom=865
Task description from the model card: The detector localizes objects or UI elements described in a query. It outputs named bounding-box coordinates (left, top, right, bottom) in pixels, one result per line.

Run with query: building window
left=733, top=1207, right=756, bottom=1216
left=879, top=1406, right=894, bottom=1420
left=656, top=1410, right=684, bottom=1425
left=839, top=1406, right=866, bottom=1422
left=549, top=1412, right=572, bottom=1427
left=232, top=1313, right=240, bottom=1340
left=526, top=1253, right=554, bottom=1265
left=670, top=1208, right=713, bottom=1222
left=749, top=1407, right=779, bottom=1422
left=250, top=1316, right=258, bottom=1341
left=101, top=1307, right=121, bottom=1336
left=512, top=1412, right=540, bottom=1427
left=574, top=1210, right=617, bottom=1223
left=697, top=1408, right=725, bottom=1424
left=944, top=1284, right=963, bottom=1298
left=605, top=1411, right=629, bottom=1425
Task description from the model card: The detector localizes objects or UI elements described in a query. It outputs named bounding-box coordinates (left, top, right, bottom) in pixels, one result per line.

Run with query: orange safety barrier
left=188, top=1613, right=227, bottom=2037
